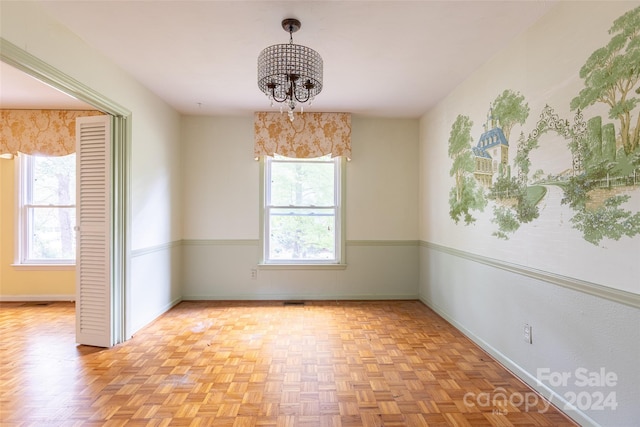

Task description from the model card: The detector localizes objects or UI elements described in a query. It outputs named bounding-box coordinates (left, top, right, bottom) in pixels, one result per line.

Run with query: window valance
left=254, top=112, right=351, bottom=160
left=1, top=109, right=104, bottom=157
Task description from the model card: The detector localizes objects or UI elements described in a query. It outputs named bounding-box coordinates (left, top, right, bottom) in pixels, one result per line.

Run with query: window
left=262, top=154, right=344, bottom=265
left=17, top=153, right=76, bottom=264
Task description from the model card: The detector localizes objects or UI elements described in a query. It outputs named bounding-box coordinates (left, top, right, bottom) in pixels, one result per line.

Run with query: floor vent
left=283, top=301, right=305, bottom=306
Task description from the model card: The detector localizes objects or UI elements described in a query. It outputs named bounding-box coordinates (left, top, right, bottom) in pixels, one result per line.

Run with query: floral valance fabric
left=254, top=112, right=351, bottom=159
left=1, top=109, right=104, bottom=156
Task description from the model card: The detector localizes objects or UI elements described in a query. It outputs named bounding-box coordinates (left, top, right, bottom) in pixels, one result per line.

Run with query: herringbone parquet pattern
left=0, top=300, right=576, bottom=426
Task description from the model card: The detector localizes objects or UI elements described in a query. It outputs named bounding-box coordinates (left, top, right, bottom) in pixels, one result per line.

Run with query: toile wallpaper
left=429, top=3, right=640, bottom=294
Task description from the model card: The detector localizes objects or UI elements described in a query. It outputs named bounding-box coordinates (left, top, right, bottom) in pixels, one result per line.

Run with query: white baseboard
left=419, top=296, right=599, bottom=427
left=0, top=294, right=75, bottom=302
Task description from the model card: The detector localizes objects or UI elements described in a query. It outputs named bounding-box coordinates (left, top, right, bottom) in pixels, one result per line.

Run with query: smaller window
left=262, top=154, right=344, bottom=264
left=17, top=153, right=76, bottom=265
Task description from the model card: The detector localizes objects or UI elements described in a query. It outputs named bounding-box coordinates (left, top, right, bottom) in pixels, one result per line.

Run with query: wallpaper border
left=420, top=241, right=640, bottom=309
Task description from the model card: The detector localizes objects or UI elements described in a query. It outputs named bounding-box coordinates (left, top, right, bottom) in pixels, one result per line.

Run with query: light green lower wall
left=182, top=240, right=419, bottom=300
left=419, top=243, right=640, bottom=427
left=128, top=241, right=182, bottom=336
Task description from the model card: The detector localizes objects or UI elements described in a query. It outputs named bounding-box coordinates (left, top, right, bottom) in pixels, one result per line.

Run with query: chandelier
left=257, top=18, right=323, bottom=121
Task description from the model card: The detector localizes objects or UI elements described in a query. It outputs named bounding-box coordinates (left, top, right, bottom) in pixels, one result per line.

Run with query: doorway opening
left=1, top=38, right=131, bottom=346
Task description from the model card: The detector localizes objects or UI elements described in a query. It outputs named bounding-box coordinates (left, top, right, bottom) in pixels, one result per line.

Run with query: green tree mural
left=491, top=205, right=520, bottom=240
left=571, top=195, right=640, bottom=245
left=448, top=7, right=640, bottom=246
left=448, top=115, right=486, bottom=224
left=570, top=6, right=640, bottom=154
left=491, top=89, right=530, bottom=142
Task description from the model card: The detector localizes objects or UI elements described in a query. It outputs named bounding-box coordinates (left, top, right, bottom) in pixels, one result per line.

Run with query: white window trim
left=259, top=155, right=346, bottom=268
left=15, top=153, right=76, bottom=266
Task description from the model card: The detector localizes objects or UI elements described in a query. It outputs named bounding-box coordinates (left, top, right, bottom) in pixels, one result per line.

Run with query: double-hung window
left=17, top=153, right=76, bottom=265
left=263, top=154, right=344, bottom=265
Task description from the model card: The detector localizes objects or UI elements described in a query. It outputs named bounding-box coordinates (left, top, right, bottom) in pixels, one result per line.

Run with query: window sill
left=11, top=264, right=75, bottom=271
left=258, top=263, right=347, bottom=270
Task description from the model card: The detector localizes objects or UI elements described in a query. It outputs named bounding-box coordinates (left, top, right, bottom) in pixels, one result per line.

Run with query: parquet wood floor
left=0, top=300, right=577, bottom=427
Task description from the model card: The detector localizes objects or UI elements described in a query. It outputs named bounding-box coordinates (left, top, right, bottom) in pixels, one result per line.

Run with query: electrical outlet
left=524, top=324, right=532, bottom=344
left=250, top=269, right=258, bottom=280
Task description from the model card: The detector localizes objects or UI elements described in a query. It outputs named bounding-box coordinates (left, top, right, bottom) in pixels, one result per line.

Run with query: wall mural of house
left=472, top=109, right=509, bottom=188
left=448, top=5, right=640, bottom=246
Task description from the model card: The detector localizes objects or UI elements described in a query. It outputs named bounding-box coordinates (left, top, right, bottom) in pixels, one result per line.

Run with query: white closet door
left=76, top=115, right=112, bottom=347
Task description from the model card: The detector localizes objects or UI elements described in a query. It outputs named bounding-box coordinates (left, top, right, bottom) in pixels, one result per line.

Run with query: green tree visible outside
left=448, top=115, right=486, bottom=224
left=570, top=6, right=640, bottom=154
left=269, top=157, right=336, bottom=260
left=491, top=90, right=530, bottom=142
left=29, top=153, right=76, bottom=260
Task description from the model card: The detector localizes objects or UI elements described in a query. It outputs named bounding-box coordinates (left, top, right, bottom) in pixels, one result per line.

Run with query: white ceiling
left=0, top=62, right=94, bottom=110
left=1, top=1, right=556, bottom=117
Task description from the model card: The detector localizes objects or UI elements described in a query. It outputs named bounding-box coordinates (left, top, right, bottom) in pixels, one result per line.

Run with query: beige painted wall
left=181, top=115, right=419, bottom=241
left=0, top=158, right=75, bottom=298
left=180, top=115, right=420, bottom=300
left=2, top=1, right=183, bottom=332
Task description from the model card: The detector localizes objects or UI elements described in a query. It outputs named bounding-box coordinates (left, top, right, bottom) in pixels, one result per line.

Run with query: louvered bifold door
left=76, top=115, right=112, bottom=347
